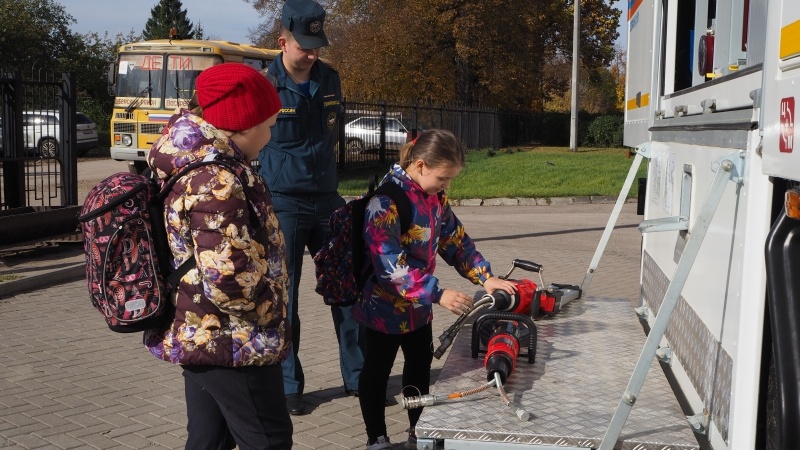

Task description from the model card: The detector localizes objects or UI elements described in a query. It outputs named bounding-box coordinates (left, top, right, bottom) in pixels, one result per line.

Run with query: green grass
left=338, top=146, right=645, bottom=199
left=83, top=143, right=644, bottom=199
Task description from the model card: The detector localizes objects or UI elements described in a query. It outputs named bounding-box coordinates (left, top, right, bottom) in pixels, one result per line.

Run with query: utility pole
left=569, top=0, right=581, bottom=152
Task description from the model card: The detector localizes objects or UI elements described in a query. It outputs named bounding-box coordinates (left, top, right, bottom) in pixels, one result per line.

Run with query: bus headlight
left=121, top=134, right=133, bottom=147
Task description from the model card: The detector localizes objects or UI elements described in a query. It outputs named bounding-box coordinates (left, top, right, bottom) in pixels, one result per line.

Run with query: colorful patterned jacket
left=352, top=164, right=495, bottom=334
left=144, top=110, right=290, bottom=367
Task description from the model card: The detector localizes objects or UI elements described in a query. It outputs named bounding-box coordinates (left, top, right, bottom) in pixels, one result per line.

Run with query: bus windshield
left=115, top=54, right=220, bottom=110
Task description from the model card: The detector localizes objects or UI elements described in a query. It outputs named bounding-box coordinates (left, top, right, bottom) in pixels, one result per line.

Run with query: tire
left=346, top=138, right=364, bottom=153
left=38, top=138, right=58, bottom=158
left=131, top=161, right=149, bottom=175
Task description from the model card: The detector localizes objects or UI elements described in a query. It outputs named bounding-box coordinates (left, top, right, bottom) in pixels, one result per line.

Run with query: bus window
left=243, top=57, right=268, bottom=71
left=164, top=55, right=220, bottom=109
left=117, top=54, right=165, bottom=108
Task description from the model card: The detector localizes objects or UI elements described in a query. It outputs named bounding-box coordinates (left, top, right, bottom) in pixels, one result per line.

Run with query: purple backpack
left=78, top=157, right=236, bottom=332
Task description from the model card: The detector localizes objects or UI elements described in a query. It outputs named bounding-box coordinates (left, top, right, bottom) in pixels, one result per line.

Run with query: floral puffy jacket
left=352, top=164, right=494, bottom=334
left=143, top=110, right=290, bottom=367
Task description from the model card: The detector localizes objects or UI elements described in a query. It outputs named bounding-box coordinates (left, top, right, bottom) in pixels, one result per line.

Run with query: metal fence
left=0, top=69, right=80, bottom=247
left=336, top=99, right=539, bottom=171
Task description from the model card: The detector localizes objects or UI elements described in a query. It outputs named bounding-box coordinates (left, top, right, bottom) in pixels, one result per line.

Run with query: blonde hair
left=399, top=129, right=465, bottom=170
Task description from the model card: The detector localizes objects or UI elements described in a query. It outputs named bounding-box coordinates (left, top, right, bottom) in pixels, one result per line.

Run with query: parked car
left=404, top=122, right=427, bottom=143
left=344, top=117, right=409, bottom=153
left=19, top=110, right=98, bottom=157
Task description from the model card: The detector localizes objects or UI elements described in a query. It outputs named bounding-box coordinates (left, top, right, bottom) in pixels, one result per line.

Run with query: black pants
left=358, top=324, right=434, bottom=442
left=183, top=364, right=293, bottom=450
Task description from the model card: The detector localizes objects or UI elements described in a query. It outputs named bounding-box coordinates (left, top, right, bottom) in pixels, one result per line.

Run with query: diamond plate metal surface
left=416, top=296, right=700, bottom=450
left=641, top=251, right=732, bottom=442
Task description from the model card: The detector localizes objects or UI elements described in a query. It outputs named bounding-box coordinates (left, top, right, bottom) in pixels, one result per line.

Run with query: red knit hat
left=196, top=63, right=281, bottom=132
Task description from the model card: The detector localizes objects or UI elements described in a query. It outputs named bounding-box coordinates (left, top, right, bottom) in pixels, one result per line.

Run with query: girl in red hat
left=145, top=62, right=293, bottom=449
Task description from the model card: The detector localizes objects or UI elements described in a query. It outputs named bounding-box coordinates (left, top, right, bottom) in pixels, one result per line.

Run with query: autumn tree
left=609, top=45, right=626, bottom=111
left=246, top=0, right=620, bottom=112
left=142, top=0, right=200, bottom=40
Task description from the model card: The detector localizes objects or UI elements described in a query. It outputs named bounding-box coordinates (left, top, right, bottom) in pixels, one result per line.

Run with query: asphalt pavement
left=0, top=158, right=644, bottom=449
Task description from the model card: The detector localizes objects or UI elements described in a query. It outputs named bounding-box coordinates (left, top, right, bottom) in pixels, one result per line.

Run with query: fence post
left=380, top=101, right=387, bottom=164
left=4, top=73, right=25, bottom=208
left=475, top=108, right=481, bottom=149
left=61, top=71, right=78, bottom=206
left=339, top=97, right=347, bottom=172
left=411, top=101, right=418, bottom=140
left=491, top=109, right=496, bottom=150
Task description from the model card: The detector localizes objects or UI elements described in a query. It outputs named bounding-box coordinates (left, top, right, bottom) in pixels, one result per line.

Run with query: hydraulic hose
left=434, top=295, right=494, bottom=359
left=402, top=379, right=497, bottom=409
left=494, top=372, right=530, bottom=421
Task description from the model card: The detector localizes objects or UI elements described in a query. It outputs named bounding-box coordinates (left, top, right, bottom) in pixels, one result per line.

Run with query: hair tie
left=411, top=137, right=418, bottom=145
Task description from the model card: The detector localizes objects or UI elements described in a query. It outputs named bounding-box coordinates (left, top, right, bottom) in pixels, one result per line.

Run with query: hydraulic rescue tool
left=433, top=259, right=581, bottom=359
left=404, top=259, right=582, bottom=421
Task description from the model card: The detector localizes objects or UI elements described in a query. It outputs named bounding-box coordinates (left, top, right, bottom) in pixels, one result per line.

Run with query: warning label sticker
left=780, top=97, right=795, bottom=153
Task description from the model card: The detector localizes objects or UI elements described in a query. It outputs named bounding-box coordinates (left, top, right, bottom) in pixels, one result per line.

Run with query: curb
left=0, top=263, right=85, bottom=298
left=342, top=196, right=636, bottom=206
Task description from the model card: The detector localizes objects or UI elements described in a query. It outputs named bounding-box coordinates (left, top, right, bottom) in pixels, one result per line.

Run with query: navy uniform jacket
left=258, top=54, right=342, bottom=195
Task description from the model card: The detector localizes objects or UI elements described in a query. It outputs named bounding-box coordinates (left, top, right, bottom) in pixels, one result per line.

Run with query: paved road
left=77, top=158, right=130, bottom=203
left=1, top=158, right=644, bottom=449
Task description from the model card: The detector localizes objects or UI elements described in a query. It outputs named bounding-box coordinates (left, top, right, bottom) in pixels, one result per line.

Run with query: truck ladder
left=599, top=150, right=745, bottom=450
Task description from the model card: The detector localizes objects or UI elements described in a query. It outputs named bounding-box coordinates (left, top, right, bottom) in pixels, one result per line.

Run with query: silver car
left=344, top=117, right=409, bottom=153
left=22, top=110, right=99, bottom=157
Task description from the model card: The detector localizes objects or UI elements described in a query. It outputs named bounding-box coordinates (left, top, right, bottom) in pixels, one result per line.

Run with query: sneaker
left=366, top=435, right=393, bottom=450
left=404, top=427, right=417, bottom=449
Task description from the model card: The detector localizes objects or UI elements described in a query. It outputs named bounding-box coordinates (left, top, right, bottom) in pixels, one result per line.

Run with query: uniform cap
left=281, top=0, right=329, bottom=49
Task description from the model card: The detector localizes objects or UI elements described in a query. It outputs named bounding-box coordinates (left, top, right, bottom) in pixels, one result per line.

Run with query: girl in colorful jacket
left=353, top=129, right=517, bottom=450
left=144, top=63, right=293, bottom=449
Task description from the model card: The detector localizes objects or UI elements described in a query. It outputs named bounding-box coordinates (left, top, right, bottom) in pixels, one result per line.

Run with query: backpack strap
left=367, top=174, right=380, bottom=194
left=373, top=181, right=413, bottom=235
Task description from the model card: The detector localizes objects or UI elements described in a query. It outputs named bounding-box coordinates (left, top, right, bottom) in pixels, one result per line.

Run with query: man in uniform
left=258, top=0, right=362, bottom=416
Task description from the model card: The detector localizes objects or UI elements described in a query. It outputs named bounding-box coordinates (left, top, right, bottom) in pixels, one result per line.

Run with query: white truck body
left=626, top=0, right=799, bottom=446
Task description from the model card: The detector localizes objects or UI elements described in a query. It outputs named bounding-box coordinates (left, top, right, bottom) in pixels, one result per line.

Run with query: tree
left=65, top=30, right=141, bottom=131
left=0, top=0, right=76, bottom=74
left=247, top=0, right=620, bottom=112
left=142, top=0, right=199, bottom=40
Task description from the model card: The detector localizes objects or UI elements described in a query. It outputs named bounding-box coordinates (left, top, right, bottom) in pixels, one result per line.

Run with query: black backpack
left=314, top=181, right=412, bottom=307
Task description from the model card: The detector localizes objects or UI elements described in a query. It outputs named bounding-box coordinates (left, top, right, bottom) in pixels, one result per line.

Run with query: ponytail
left=399, top=129, right=465, bottom=170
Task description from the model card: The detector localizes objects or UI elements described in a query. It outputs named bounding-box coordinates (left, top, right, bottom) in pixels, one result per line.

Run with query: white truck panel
left=624, top=0, right=657, bottom=147
left=641, top=116, right=764, bottom=446
left=761, top=1, right=800, bottom=179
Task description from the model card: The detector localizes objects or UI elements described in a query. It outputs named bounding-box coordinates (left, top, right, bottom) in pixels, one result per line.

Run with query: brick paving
left=0, top=203, right=642, bottom=449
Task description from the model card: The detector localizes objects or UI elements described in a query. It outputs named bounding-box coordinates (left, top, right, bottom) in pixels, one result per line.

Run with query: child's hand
left=440, top=289, right=474, bottom=315
left=483, top=277, right=517, bottom=296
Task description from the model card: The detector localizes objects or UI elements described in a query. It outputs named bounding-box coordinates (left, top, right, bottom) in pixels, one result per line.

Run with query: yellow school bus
left=108, top=39, right=280, bottom=172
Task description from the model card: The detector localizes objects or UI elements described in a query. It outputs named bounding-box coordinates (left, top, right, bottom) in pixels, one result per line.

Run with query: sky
left=68, top=0, right=628, bottom=48
left=68, top=0, right=263, bottom=44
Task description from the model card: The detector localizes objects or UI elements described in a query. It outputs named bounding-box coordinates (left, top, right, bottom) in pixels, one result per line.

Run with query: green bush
left=537, top=111, right=598, bottom=147
left=586, top=114, right=624, bottom=147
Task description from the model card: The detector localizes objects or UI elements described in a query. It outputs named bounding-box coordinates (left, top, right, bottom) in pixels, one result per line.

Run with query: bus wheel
left=129, top=161, right=149, bottom=174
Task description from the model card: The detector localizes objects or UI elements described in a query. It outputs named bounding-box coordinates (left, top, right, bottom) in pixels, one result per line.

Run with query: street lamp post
left=569, top=0, right=581, bottom=152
